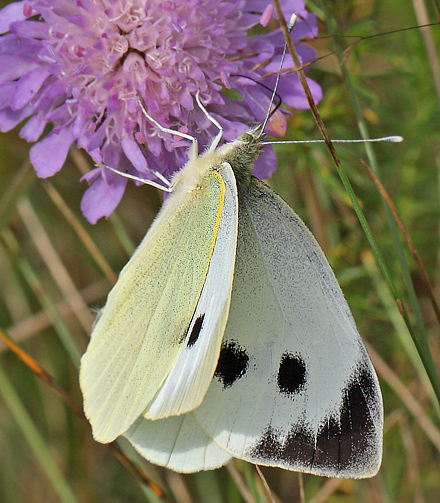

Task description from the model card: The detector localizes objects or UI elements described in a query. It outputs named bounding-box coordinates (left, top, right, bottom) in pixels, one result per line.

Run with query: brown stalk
left=272, top=0, right=339, bottom=166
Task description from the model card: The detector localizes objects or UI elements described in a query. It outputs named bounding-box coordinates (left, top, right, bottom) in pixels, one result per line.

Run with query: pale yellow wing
left=144, top=163, right=238, bottom=419
left=80, top=170, right=225, bottom=443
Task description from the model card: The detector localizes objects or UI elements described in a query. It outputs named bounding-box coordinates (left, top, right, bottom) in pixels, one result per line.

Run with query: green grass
left=1, top=0, right=440, bottom=501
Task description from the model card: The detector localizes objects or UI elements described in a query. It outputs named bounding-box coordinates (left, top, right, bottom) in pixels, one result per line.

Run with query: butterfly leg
left=195, top=90, right=223, bottom=151
left=137, top=96, right=199, bottom=162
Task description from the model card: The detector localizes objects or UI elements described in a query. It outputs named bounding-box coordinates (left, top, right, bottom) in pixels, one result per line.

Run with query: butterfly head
left=218, top=125, right=267, bottom=189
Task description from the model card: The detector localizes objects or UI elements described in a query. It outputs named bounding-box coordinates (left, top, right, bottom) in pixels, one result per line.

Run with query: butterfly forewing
left=80, top=170, right=229, bottom=443
left=193, top=177, right=383, bottom=478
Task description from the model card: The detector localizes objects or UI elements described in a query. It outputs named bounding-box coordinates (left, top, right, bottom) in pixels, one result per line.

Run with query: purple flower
left=0, top=0, right=321, bottom=223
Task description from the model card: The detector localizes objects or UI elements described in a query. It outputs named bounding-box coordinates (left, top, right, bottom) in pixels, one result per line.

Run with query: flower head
left=0, top=0, right=321, bottom=223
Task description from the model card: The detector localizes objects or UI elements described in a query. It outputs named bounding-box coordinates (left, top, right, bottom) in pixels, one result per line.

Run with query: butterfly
left=79, top=95, right=383, bottom=477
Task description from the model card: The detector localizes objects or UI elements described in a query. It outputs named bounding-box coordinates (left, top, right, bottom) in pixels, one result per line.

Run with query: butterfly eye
left=237, top=133, right=253, bottom=143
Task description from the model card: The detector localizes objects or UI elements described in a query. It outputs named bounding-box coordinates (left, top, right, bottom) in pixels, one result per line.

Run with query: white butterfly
left=80, top=101, right=383, bottom=477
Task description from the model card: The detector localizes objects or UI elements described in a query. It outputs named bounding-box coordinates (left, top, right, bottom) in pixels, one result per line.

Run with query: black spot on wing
left=214, top=340, right=249, bottom=389
left=187, top=314, right=205, bottom=347
left=277, top=352, right=306, bottom=396
left=248, top=366, right=382, bottom=477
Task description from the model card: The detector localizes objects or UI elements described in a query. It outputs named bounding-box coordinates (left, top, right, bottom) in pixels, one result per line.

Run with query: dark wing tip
left=249, top=365, right=383, bottom=478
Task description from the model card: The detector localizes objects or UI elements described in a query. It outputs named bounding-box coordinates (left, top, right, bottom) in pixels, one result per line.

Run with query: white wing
left=194, top=177, right=383, bottom=478
left=126, top=413, right=231, bottom=473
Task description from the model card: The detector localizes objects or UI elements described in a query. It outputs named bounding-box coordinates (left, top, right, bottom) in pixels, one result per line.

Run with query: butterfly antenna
left=262, top=135, right=404, bottom=146
left=259, top=13, right=298, bottom=136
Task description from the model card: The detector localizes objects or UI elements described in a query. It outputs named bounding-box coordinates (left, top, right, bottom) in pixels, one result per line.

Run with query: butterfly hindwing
left=80, top=168, right=235, bottom=443
left=126, top=410, right=232, bottom=473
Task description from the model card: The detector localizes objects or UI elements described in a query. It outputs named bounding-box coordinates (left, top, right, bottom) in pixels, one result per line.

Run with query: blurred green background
left=0, top=0, right=439, bottom=502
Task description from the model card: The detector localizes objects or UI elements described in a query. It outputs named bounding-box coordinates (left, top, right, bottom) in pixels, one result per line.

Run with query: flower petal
left=279, top=76, right=322, bottom=109
left=260, top=5, right=274, bottom=27
left=0, top=1, right=26, bottom=34
left=0, top=82, right=15, bottom=109
left=10, top=67, right=51, bottom=111
left=0, top=54, right=40, bottom=84
left=121, top=133, right=148, bottom=172
left=19, top=112, right=46, bottom=142
left=80, top=173, right=127, bottom=224
left=0, top=103, right=33, bottom=131
left=30, top=127, right=76, bottom=178
left=10, top=19, right=50, bottom=38
left=253, top=145, right=277, bottom=179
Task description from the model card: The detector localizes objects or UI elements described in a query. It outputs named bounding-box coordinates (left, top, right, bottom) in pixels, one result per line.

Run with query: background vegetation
left=0, top=0, right=439, bottom=501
